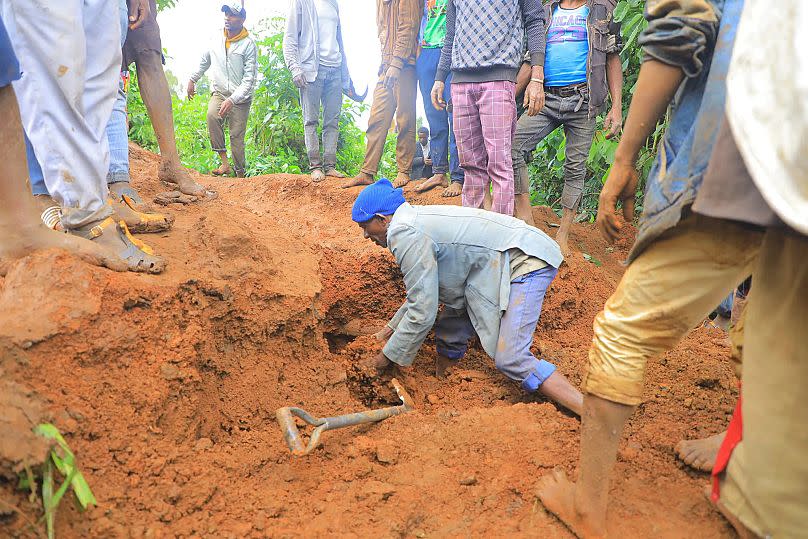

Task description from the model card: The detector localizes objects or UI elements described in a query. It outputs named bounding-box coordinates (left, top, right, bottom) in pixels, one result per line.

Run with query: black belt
left=544, top=82, right=588, bottom=97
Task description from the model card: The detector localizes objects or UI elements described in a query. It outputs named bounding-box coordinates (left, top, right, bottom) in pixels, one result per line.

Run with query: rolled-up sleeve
left=639, top=0, right=720, bottom=78
left=382, top=225, right=440, bottom=366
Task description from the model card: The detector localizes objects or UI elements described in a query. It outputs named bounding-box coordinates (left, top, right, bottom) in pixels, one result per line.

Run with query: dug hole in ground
left=0, top=146, right=739, bottom=538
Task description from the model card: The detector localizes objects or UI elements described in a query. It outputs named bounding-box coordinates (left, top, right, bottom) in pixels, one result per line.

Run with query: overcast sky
left=158, top=0, right=428, bottom=128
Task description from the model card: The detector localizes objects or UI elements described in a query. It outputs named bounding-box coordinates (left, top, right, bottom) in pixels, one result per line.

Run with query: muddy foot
left=435, top=355, right=458, bottom=379
left=154, top=190, right=198, bottom=206
left=537, top=469, right=605, bottom=539
left=0, top=222, right=127, bottom=276
left=109, top=196, right=174, bottom=234
left=325, top=168, right=347, bottom=178
left=158, top=161, right=218, bottom=200
left=342, top=173, right=374, bottom=189
left=392, top=173, right=411, bottom=189
left=311, top=169, right=326, bottom=183
left=442, top=181, right=462, bottom=197
left=675, top=431, right=725, bottom=472
left=414, top=174, right=446, bottom=194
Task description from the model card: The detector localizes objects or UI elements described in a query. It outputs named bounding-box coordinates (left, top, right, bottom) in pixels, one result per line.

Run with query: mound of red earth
left=0, top=146, right=738, bottom=538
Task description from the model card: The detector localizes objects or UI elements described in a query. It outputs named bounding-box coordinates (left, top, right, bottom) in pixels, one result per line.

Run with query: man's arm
left=389, top=0, right=421, bottom=70
left=520, top=0, right=547, bottom=116
left=282, top=0, right=304, bottom=80
left=229, top=41, right=258, bottom=104
left=382, top=225, right=440, bottom=367
left=435, top=0, right=455, bottom=83
left=603, top=53, right=624, bottom=138
left=189, top=50, right=212, bottom=83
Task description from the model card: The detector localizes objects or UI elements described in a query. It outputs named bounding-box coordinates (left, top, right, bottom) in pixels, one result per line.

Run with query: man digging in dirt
left=351, top=179, right=583, bottom=416
left=535, top=0, right=808, bottom=537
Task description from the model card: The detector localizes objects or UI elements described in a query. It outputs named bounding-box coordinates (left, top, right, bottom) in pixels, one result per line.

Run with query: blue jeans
left=416, top=46, right=463, bottom=183
left=26, top=0, right=129, bottom=196
left=435, top=266, right=558, bottom=391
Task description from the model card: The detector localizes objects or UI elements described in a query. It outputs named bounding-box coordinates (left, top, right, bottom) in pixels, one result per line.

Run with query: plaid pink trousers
left=451, top=81, right=517, bottom=216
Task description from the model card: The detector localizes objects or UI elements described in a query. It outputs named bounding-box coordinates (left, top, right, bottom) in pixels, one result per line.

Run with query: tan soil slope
left=0, top=145, right=738, bottom=538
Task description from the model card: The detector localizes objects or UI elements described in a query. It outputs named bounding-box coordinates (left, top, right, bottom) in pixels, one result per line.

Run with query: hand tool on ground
left=276, top=378, right=414, bottom=456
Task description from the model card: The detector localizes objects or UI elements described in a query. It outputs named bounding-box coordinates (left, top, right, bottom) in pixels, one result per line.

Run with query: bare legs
left=537, top=394, right=635, bottom=538
left=135, top=50, right=210, bottom=196
left=515, top=193, right=535, bottom=226
left=556, top=207, right=575, bottom=258
left=0, top=85, right=126, bottom=274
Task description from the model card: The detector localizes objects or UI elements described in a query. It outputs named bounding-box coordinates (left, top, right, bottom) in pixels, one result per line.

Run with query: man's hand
left=424, top=157, right=432, bottom=166
left=218, top=98, right=234, bottom=118
left=603, top=107, right=622, bottom=139
left=127, top=0, right=150, bottom=30
left=524, top=80, right=545, bottom=116
left=374, top=326, right=394, bottom=343
left=597, top=159, right=638, bottom=243
left=292, top=73, right=307, bottom=89
left=186, top=80, right=196, bottom=99
left=383, top=65, right=401, bottom=90
left=431, top=81, right=446, bottom=110
left=372, top=351, right=393, bottom=374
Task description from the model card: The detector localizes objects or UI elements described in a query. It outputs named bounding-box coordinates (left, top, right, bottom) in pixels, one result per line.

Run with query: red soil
left=0, top=146, right=738, bottom=538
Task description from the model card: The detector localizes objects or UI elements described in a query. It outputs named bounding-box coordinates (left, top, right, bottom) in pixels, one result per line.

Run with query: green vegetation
left=17, top=424, right=96, bottom=539
left=129, top=1, right=659, bottom=216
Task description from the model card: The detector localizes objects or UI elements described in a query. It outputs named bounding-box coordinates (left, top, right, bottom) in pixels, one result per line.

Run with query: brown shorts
left=122, top=0, right=163, bottom=68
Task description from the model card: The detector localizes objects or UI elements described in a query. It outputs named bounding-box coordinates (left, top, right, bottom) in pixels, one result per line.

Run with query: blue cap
left=351, top=178, right=406, bottom=223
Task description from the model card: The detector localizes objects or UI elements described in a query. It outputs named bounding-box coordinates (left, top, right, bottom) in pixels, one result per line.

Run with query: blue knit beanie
left=351, top=178, right=406, bottom=223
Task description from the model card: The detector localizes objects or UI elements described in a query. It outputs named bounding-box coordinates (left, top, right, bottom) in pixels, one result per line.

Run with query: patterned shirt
left=420, top=0, right=449, bottom=48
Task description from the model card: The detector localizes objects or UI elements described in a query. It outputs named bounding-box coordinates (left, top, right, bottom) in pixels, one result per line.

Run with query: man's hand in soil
left=372, top=351, right=393, bottom=375
left=293, top=74, right=307, bottom=89
left=218, top=98, right=234, bottom=118
left=127, top=0, right=150, bottom=30
left=596, top=159, right=637, bottom=243
left=603, top=107, right=622, bottom=139
left=431, top=81, right=446, bottom=110
left=383, top=65, right=400, bottom=90
left=374, top=326, right=394, bottom=343
left=186, top=80, right=196, bottom=99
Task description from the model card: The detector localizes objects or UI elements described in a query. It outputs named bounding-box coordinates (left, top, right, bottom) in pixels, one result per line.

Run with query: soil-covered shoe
left=324, top=168, right=347, bottom=178
left=311, top=169, right=326, bottom=183
left=69, top=217, right=166, bottom=274
left=108, top=185, right=174, bottom=233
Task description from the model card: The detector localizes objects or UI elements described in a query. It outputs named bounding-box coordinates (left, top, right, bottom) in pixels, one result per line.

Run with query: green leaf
left=582, top=253, right=603, bottom=267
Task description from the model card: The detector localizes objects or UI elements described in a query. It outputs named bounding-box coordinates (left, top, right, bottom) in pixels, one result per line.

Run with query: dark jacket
left=543, top=0, right=622, bottom=117
left=412, top=142, right=432, bottom=179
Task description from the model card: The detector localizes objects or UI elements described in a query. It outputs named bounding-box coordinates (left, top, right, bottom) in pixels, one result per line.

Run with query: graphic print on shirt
left=420, top=0, right=448, bottom=48
left=544, top=5, right=589, bottom=87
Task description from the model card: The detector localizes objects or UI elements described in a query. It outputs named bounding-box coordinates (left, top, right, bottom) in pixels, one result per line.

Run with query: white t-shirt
left=314, top=0, right=342, bottom=68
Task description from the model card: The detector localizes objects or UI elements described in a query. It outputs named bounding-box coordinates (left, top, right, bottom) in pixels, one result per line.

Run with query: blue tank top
left=544, top=4, right=589, bottom=87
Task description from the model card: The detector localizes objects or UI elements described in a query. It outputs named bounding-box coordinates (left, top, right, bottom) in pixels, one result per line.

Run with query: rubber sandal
left=72, top=217, right=166, bottom=274
left=108, top=182, right=144, bottom=205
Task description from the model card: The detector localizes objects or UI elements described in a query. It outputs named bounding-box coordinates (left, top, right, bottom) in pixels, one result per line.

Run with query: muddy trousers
left=435, top=266, right=558, bottom=391
left=3, top=0, right=121, bottom=228
left=583, top=212, right=808, bottom=536
left=207, top=92, right=252, bottom=177
left=360, top=64, right=417, bottom=176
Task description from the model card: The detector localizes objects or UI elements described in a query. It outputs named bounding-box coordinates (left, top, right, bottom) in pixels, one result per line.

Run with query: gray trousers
left=207, top=91, right=252, bottom=177
left=301, top=64, right=343, bottom=171
left=512, top=91, right=596, bottom=210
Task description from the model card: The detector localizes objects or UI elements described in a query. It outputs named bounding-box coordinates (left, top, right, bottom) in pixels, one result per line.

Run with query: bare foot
left=538, top=469, right=605, bottom=539
left=325, top=168, right=347, bottom=178
left=342, top=172, right=374, bottom=189
left=558, top=237, right=572, bottom=261
left=442, top=181, right=462, bottom=197
left=675, top=431, right=725, bottom=472
left=414, top=174, right=446, bottom=193
left=69, top=217, right=166, bottom=274
left=211, top=164, right=231, bottom=176
left=435, top=354, right=458, bottom=378
left=0, top=222, right=127, bottom=276
left=109, top=196, right=174, bottom=234
left=158, top=161, right=217, bottom=200
left=392, top=172, right=411, bottom=188
left=311, top=169, right=325, bottom=183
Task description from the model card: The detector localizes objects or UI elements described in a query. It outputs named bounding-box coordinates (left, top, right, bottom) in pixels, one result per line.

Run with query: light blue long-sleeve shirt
left=383, top=203, right=563, bottom=366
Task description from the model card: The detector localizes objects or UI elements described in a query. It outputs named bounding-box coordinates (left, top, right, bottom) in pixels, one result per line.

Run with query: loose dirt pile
left=0, top=145, right=738, bottom=538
